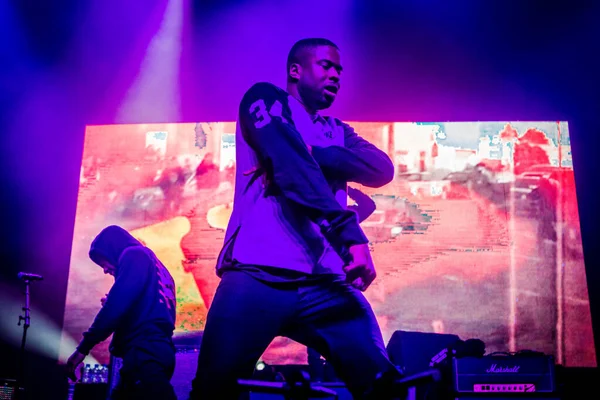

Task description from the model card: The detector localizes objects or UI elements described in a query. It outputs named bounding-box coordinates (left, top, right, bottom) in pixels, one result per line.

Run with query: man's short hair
left=287, top=38, right=339, bottom=76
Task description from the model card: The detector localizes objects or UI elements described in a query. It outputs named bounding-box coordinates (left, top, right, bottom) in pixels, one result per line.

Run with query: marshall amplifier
left=452, top=355, right=556, bottom=395
left=454, top=398, right=560, bottom=400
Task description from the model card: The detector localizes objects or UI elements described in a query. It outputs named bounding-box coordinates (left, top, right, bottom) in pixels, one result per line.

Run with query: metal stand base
left=238, top=369, right=441, bottom=400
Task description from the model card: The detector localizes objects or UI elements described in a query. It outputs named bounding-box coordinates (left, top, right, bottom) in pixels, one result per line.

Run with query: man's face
left=99, top=260, right=116, bottom=276
left=292, top=45, right=343, bottom=111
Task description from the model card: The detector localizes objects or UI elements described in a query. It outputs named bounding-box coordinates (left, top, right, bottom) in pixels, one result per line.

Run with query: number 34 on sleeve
left=249, top=99, right=285, bottom=128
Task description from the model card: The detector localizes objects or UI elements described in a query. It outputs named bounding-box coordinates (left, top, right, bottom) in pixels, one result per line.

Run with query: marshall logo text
left=486, top=364, right=521, bottom=373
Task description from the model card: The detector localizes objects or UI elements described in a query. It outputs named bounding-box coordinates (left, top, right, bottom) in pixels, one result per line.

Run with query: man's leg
left=131, top=361, right=176, bottom=400
left=307, top=346, right=325, bottom=382
left=110, top=345, right=176, bottom=400
left=288, top=277, right=401, bottom=399
left=189, top=271, right=297, bottom=400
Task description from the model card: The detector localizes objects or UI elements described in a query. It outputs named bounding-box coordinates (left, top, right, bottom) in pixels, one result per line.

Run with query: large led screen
left=60, top=121, right=596, bottom=368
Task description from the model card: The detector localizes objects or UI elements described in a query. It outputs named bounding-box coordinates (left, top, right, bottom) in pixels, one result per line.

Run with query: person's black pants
left=110, top=342, right=176, bottom=400
left=189, top=270, right=399, bottom=399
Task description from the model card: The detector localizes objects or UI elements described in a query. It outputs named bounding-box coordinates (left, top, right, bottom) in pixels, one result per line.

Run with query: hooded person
left=66, top=225, right=177, bottom=400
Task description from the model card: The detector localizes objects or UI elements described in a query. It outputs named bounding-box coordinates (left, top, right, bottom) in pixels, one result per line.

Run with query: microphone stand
left=16, top=277, right=33, bottom=399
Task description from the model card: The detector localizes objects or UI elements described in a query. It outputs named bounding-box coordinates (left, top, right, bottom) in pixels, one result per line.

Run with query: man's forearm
left=76, top=306, right=119, bottom=354
left=312, top=145, right=394, bottom=187
left=77, top=257, right=149, bottom=354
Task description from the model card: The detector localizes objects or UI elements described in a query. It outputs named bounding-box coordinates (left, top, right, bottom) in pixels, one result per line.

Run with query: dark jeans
left=110, top=342, right=176, bottom=400
left=189, top=270, right=398, bottom=399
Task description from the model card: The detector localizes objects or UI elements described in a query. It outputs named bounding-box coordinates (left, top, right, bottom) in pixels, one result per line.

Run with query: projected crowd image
left=61, top=121, right=596, bottom=368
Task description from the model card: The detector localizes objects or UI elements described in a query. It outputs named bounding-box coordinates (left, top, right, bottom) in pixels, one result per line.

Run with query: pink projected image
left=61, top=121, right=595, bottom=368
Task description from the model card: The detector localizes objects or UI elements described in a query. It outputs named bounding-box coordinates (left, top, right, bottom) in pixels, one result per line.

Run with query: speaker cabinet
left=386, top=330, right=461, bottom=400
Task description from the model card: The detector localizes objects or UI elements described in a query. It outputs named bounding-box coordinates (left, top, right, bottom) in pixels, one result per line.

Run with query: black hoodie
left=77, top=225, right=176, bottom=357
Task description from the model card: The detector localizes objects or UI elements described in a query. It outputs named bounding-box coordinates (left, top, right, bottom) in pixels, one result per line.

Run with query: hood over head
left=89, top=225, right=143, bottom=268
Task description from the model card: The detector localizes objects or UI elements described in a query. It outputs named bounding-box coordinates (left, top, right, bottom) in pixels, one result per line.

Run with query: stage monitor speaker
left=387, top=330, right=461, bottom=375
left=386, top=330, right=461, bottom=400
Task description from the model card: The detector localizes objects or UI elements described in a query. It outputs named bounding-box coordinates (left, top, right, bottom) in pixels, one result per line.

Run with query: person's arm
left=311, top=122, right=394, bottom=188
left=76, top=249, right=151, bottom=355
left=240, top=83, right=368, bottom=257
left=347, top=186, right=377, bottom=223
